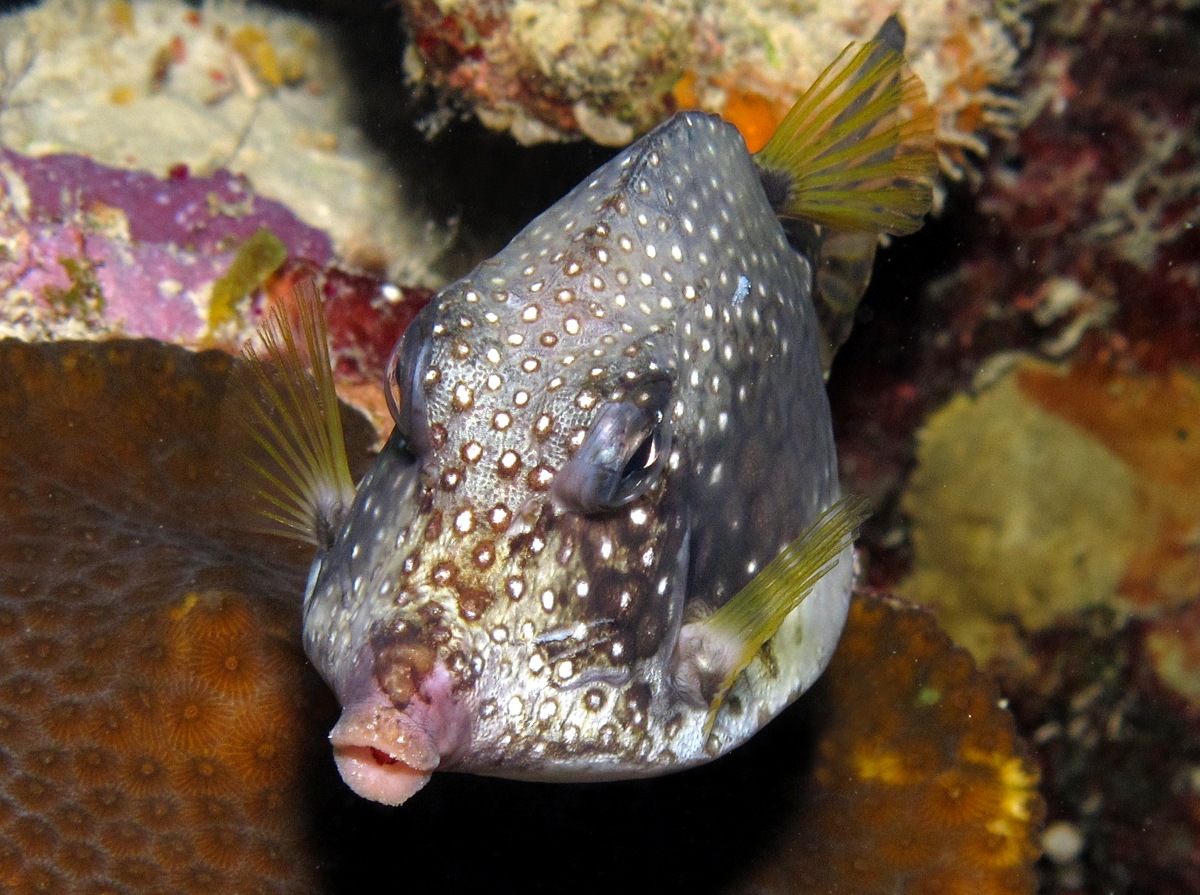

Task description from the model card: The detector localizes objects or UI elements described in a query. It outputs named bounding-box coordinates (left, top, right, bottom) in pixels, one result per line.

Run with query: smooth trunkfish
left=238, top=15, right=936, bottom=805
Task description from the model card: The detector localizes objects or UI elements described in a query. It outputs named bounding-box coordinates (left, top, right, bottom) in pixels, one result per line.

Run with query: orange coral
left=0, top=337, right=1044, bottom=892
left=719, top=88, right=787, bottom=154
left=734, top=594, right=1044, bottom=894
left=0, top=338, right=374, bottom=894
left=673, top=71, right=789, bottom=153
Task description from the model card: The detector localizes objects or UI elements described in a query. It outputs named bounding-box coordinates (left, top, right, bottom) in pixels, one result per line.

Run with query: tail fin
left=754, top=16, right=937, bottom=371
left=753, top=14, right=936, bottom=235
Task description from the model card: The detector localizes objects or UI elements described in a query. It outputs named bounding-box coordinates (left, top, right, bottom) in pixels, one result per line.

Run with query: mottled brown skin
left=0, top=338, right=374, bottom=895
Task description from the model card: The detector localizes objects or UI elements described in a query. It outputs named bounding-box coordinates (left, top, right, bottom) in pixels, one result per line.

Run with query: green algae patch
left=209, top=227, right=288, bottom=334
left=44, top=256, right=107, bottom=323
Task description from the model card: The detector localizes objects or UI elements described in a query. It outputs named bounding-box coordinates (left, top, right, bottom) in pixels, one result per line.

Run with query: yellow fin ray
left=703, top=495, right=871, bottom=730
left=237, top=279, right=356, bottom=546
left=753, top=22, right=936, bottom=236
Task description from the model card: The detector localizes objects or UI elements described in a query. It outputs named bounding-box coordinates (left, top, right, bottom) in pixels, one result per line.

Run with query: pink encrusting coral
left=0, top=0, right=448, bottom=285
left=0, top=147, right=431, bottom=430
left=0, top=148, right=329, bottom=344
left=2, top=150, right=333, bottom=262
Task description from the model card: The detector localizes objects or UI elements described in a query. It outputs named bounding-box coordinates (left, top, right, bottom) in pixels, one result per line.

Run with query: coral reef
left=831, top=0, right=1200, bottom=552
left=0, top=147, right=330, bottom=343
left=13, top=1, right=1198, bottom=892
left=0, top=338, right=1042, bottom=893
left=819, top=4, right=1200, bottom=892
left=0, top=336, right=370, bottom=893
left=937, top=0, right=1200, bottom=374
left=0, top=0, right=446, bottom=283
left=401, top=0, right=1026, bottom=177
left=996, top=612, right=1200, bottom=895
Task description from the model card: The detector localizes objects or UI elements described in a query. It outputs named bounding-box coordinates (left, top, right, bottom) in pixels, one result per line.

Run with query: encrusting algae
left=900, top=355, right=1200, bottom=662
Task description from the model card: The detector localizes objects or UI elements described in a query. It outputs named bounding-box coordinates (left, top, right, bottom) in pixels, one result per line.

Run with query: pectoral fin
left=673, top=496, right=870, bottom=732
left=231, top=279, right=356, bottom=547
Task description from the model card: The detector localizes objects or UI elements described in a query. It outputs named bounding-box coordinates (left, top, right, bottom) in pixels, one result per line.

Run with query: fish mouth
left=328, top=660, right=470, bottom=806
left=330, top=698, right=439, bottom=805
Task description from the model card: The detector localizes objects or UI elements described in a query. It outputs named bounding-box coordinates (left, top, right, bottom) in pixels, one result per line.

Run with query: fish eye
left=554, top=376, right=673, bottom=515
left=385, top=311, right=434, bottom=456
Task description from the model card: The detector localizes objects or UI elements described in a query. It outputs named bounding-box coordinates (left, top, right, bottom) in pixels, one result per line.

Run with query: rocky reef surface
left=1, top=0, right=1198, bottom=892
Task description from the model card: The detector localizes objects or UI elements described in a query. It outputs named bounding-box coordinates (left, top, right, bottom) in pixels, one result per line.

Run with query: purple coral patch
left=1, top=149, right=332, bottom=263
left=0, top=148, right=340, bottom=344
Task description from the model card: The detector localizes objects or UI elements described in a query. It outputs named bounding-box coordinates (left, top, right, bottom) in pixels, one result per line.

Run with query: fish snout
left=330, top=644, right=472, bottom=806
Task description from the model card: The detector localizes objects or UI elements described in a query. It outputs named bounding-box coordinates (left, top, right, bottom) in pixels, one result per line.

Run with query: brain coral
left=0, top=337, right=373, bottom=895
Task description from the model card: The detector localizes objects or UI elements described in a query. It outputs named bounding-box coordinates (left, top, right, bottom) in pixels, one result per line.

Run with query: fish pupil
left=621, top=427, right=660, bottom=484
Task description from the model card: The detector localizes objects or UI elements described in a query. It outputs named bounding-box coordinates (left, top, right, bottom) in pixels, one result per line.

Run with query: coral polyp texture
left=0, top=337, right=375, bottom=894
left=0, top=0, right=446, bottom=284
left=728, top=595, right=1043, bottom=895
left=401, top=0, right=1025, bottom=174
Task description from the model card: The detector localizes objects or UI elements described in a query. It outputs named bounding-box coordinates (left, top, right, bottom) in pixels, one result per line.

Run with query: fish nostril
left=372, top=638, right=436, bottom=709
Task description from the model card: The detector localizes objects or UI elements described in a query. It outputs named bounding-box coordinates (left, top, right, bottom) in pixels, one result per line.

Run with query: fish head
left=305, top=321, right=692, bottom=801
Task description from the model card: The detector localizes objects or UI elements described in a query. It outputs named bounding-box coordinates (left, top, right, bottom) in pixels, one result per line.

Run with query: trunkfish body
left=242, top=17, right=936, bottom=806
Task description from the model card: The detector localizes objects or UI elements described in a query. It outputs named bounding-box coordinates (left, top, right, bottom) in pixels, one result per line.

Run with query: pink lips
left=329, top=662, right=469, bottom=806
